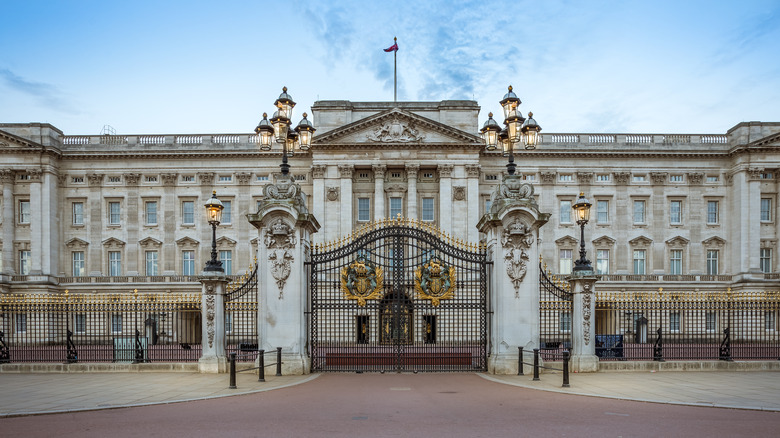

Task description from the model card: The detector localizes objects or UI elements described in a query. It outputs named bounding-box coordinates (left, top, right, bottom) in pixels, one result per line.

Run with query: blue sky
left=1, top=0, right=778, bottom=135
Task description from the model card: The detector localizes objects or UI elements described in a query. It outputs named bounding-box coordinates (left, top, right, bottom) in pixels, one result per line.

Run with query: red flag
left=384, top=42, right=398, bottom=52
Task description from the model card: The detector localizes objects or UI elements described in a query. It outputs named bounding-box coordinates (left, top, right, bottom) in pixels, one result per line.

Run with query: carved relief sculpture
left=414, top=256, right=456, bottom=307
left=326, top=187, right=340, bottom=201
left=452, top=186, right=466, bottom=201
left=264, top=219, right=297, bottom=299
left=367, top=116, right=425, bottom=143
left=582, top=283, right=592, bottom=346
left=205, top=293, right=216, bottom=348
left=501, top=219, right=535, bottom=297
left=341, top=254, right=384, bottom=307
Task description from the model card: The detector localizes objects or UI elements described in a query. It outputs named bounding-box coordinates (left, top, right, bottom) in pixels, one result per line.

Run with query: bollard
left=276, top=347, right=282, bottom=376
left=229, top=353, right=237, bottom=389
left=562, top=350, right=570, bottom=388
left=517, top=347, right=524, bottom=376
left=533, top=348, right=540, bottom=381
left=258, top=349, right=266, bottom=382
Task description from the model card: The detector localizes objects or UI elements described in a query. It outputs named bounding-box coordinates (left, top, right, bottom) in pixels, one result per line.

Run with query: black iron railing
left=539, top=262, right=573, bottom=361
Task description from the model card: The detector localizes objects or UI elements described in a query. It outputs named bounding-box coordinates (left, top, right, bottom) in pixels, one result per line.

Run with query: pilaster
left=28, top=169, right=43, bottom=274
left=406, top=164, right=419, bottom=219
left=438, top=164, right=453, bottom=234
left=198, top=272, right=228, bottom=373
left=372, top=164, right=386, bottom=220
left=568, top=272, right=599, bottom=372
left=1, top=170, right=15, bottom=274
left=339, top=165, right=353, bottom=236
left=466, top=164, right=481, bottom=244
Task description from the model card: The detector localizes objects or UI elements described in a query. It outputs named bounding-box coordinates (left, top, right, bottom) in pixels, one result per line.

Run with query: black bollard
left=229, top=353, right=237, bottom=389
left=518, top=347, right=524, bottom=376
left=276, top=347, right=282, bottom=376
left=258, top=349, right=266, bottom=382
left=562, top=350, right=570, bottom=388
left=533, top=348, right=540, bottom=381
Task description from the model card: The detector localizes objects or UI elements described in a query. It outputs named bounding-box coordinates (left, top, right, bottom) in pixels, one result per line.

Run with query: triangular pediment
left=702, top=236, right=726, bottom=247
left=102, top=237, right=126, bottom=247
left=555, top=235, right=578, bottom=246
left=216, top=236, right=237, bottom=246
left=629, top=235, right=653, bottom=246
left=139, top=237, right=163, bottom=247
left=313, top=108, right=481, bottom=146
left=65, top=238, right=89, bottom=249
left=176, top=237, right=200, bottom=246
left=665, top=236, right=690, bottom=246
left=0, top=129, right=37, bottom=150
left=592, top=235, right=616, bottom=246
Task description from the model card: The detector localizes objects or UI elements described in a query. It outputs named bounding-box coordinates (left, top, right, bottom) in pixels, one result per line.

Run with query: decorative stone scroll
left=501, top=219, right=535, bottom=297
left=205, top=292, right=216, bottom=348
left=264, top=219, right=297, bottom=299
left=124, top=173, right=141, bottom=186
left=87, top=173, right=104, bottom=186
left=582, top=283, right=592, bottom=346
left=367, top=116, right=425, bottom=143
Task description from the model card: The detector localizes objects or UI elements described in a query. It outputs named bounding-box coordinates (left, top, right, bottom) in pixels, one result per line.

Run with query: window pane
left=761, top=248, right=772, bottom=273
left=670, top=201, right=682, bottom=224
left=182, top=201, right=194, bottom=224
left=72, top=251, right=85, bottom=277
left=112, top=314, right=123, bottom=333
left=596, top=249, right=609, bottom=275
left=183, top=250, right=195, bottom=276
left=220, top=250, right=232, bottom=275
left=706, top=312, right=717, bottom=332
left=358, top=198, right=371, bottom=222
left=108, top=202, right=121, bottom=225
left=560, top=200, right=571, bottom=223
left=390, top=197, right=402, bottom=219
left=633, top=250, right=645, bottom=275
left=73, top=202, right=84, bottom=225
left=670, top=312, right=681, bottom=332
left=422, top=197, right=434, bottom=221
left=559, top=249, right=572, bottom=274
left=145, top=201, right=157, bottom=225
left=19, top=250, right=31, bottom=275
left=707, top=201, right=718, bottom=224
left=19, top=200, right=31, bottom=224
left=761, top=198, right=772, bottom=221
left=706, top=250, right=719, bottom=275
left=559, top=312, right=571, bottom=332
left=633, top=200, right=645, bottom=223
left=222, top=201, right=232, bottom=224
left=109, top=251, right=122, bottom=276
left=145, top=251, right=158, bottom=276
left=75, top=314, right=87, bottom=334
left=670, top=249, right=682, bottom=275
left=597, top=200, right=609, bottom=223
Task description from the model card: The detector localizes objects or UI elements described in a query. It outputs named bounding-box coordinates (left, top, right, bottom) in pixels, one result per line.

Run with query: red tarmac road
left=2, top=373, right=778, bottom=437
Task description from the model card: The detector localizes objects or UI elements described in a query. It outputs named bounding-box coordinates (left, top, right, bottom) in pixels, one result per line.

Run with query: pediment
left=313, top=108, right=481, bottom=146
left=555, top=235, right=578, bottom=246
left=665, top=236, right=690, bottom=246
left=0, top=130, right=37, bottom=150
left=139, top=237, right=163, bottom=247
left=216, top=236, right=237, bottom=246
left=629, top=235, right=653, bottom=246
left=592, top=235, right=616, bottom=246
left=65, top=238, right=89, bottom=249
left=176, top=237, right=200, bottom=246
left=102, top=237, right=126, bottom=247
left=702, top=236, right=726, bottom=247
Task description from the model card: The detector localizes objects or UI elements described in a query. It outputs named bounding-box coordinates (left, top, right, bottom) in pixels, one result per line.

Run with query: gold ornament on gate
left=415, top=256, right=456, bottom=307
left=340, top=254, right=384, bottom=307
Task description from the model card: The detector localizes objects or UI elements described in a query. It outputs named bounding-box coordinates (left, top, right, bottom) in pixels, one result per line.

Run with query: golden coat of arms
left=340, top=255, right=383, bottom=306
left=415, top=257, right=456, bottom=306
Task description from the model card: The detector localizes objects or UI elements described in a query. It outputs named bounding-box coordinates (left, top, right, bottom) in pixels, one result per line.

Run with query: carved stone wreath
left=453, top=186, right=466, bottom=201
left=501, top=219, right=535, bottom=297
left=327, top=187, right=339, bottom=201
left=265, top=219, right=296, bottom=299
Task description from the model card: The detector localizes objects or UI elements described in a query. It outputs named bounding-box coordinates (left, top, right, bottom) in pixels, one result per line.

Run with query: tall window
left=19, top=250, right=31, bottom=275
left=559, top=312, right=572, bottom=332
left=670, top=200, right=682, bottom=224
left=145, top=201, right=158, bottom=225
left=766, top=311, right=776, bottom=331
left=707, top=201, right=719, bottom=224
left=182, top=201, right=194, bottom=225
left=222, top=201, right=232, bottom=224
left=706, top=312, right=717, bottom=332
left=72, top=251, right=85, bottom=277
left=111, top=313, right=123, bottom=333
left=633, top=200, right=645, bottom=223
left=182, top=250, right=195, bottom=276
left=145, top=251, right=158, bottom=276
left=559, top=200, right=571, bottom=223
left=760, top=248, right=772, bottom=273
left=559, top=249, right=573, bottom=274
left=75, top=314, right=87, bottom=334
left=706, top=250, right=719, bottom=275
left=225, top=313, right=233, bottom=334
left=390, top=197, right=402, bottom=219
left=108, top=201, right=121, bottom=225
left=596, top=249, right=610, bottom=275
left=109, top=251, right=122, bottom=276
left=18, top=200, right=31, bottom=224
left=72, top=202, right=84, bottom=225
left=633, top=249, right=646, bottom=275
left=596, top=200, right=609, bottom=223
left=670, top=312, right=681, bottom=332
left=358, top=198, right=371, bottom=222
left=16, top=314, right=27, bottom=333
left=761, top=198, right=772, bottom=222
left=669, top=250, right=682, bottom=275
left=220, top=250, right=232, bottom=275
left=421, top=197, right=435, bottom=222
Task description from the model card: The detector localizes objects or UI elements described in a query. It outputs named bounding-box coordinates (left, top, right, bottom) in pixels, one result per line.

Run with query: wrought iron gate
left=308, top=219, right=489, bottom=372
left=224, top=263, right=259, bottom=362
left=539, top=262, right=573, bottom=361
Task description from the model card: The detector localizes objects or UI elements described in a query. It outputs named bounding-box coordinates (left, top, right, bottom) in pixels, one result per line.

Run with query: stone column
left=311, top=164, right=327, bottom=235
left=198, top=272, right=229, bottom=373
left=40, top=170, right=59, bottom=276
left=438, top=164, right=453, bottom=234
left=406, top=164, right=419, bottom=219
left=568, top=272, right=599, bottom=372
left=466, top=164, right=481, bottom=244
left=477, top=175, right=550, bottom=374
left=1, top=170, right=15, bottom=274
left=28, top=169, right=43, bottom=274
left=123, top=173, right=141, bottom=275
left=372, top=164, right=386, bottom=220
left=161, top=173, right=177, bottom=274
left=338, top=165, right=353, bottom=236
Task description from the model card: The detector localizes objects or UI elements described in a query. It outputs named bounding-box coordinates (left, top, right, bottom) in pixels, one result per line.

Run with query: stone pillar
left=311, top=164, right=326, bottom=235
left=568, top=272, right=599, bottom=372
left=28, top=169, right=43, bottom=274
left=438, top=164, right=453, bottom=234
left=124, top=173, right=141, bottom=275
left=466, top=164, right=481, bottom=244
left=1, top=170, right=15, bottom=274
left=161, top=173, right=177, bottom=274
left=248, top=173, right=320, bottom=375
left=477, top=175, right=550, bottom=374
left=372, top=164, right=386, bottom=220
left=198, top=272, right=229, bottom=373
left=406, top=164, right=419, bottom=219
left=338, top=165, right=353, bottom=235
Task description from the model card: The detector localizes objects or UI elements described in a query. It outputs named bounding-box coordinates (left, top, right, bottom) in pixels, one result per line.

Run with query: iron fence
left=225, top=264, right=259, bottom=362
left=539, top=263, right=572, bottom=361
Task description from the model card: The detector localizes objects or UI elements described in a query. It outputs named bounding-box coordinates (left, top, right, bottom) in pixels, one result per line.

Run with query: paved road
left=2, top=373, right=778, bottom=437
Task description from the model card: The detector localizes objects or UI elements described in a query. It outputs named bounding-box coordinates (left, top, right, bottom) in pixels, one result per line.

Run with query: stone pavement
left=1, top=369, right=778, bottom=417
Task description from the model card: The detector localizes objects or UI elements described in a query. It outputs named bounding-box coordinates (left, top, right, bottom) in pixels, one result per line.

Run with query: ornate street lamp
left=203, top=191, right=224, bottom=272
left=572, top=192, right=593, bottom=272
left=481, top=85, right=542, bottom=175
left=255, top=87, right=316, bottom=175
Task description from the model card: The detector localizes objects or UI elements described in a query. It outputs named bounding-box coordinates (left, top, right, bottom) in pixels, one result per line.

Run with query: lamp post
left=255, top=87, right=316, bottom=175
left=204, top=191, right=224, bottom=272
left=480, top=85, right=542, bottom=175
left=572, top=192, right=593, bottom=272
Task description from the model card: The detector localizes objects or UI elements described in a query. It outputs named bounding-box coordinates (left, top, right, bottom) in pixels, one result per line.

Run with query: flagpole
left=393, top=37, right=397, bottom=102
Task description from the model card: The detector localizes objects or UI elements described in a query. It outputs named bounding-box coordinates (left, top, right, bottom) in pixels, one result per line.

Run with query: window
left=669, top=312, right=681, bottom=332
left=706, top=312, right=717, bottom=332
left=706, top=176, right=719, bottom=183
left=16, top=314, right=27, bottom=333
left=19, top=250, right=31, bottom=275
left=75, top=314, right=87, bottom=334
left=108, top=202, right=121, bottom=225
left=219, top=250, right=232, bottom=275
left=484, top=199, right=492, bottom=214
left=706, top=250, right=719, bottom=275
left=597, top=200, right=609, bottom=223
left=111, top=313, right=123, bottom=333
left=219, top=175, right=232, bottom=182
left=182, top=175, right=195, bottom=182
left=523, top=174, right=535, bottom=181
left=669, top=250, right=682, bottom=275
left=145, top=175, right=158, bottom=183
left=222, top=201, right=232, bottom=224
left=633, top=250, right=646, bottom=275
left=18, top=200, right=30, bottom=224
left=72, top=251, right=85, bottom=277
left=182, top=250, right=195, bottom=276
left=257, top=175, right=269, bottom=181
left=761, top=248, right=772, bottom=273
left=559, top=174, right=573, bottom=182
left=707, top=201, right=719, bottom=224
left=633, top=200, right=645, bottom=223
left=485, top=174, right=498, bottom=181
left=761, top=198, right=772, bottom=222
left=145, top=251, right=158, bottom=276
left=145, top=201, right=158, bottom=225
left=391, top=172, right=402, bottom=179
left=109, top=251, right=122, bottom=276
left=390, top=197, right=403, bottom=219
left=72, top=176, right=84, bottom=184
left=596, top=174, right=610, bottom=182
left=72, top=202, right=84, bottom=225
left=559, top=249, right=572, bottom=275
left=182, top=201, right=194, bottom=225
left=559, top=200, right=571, bottom=223
left=596, top=250, right=609, bottom=275
left=358, top=198, right=371, bottom=222
left=766, top=311, right=776, bottom=331
left=108, top=176, right=121, bottom=183
left=422, top=172, right=433, bottom=179
left=761, top=172, right=774, bottom=179
left=670, top=175, right=684, bottom=183
left=633, top=175, right=646, bottom=182
left=559, top=312, right=572, bottom=332
left=294, top=175, right=306, bottom=181
left=421, top=197, right=435, bottom=222
left=670, top=200, right=683, bottom=224
left=225, top=313, right=233, bottom=334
